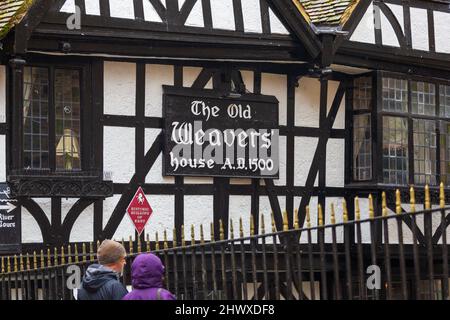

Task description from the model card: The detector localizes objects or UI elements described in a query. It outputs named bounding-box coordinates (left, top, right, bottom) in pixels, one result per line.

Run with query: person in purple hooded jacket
left=123, top=253, right=176, bottom=300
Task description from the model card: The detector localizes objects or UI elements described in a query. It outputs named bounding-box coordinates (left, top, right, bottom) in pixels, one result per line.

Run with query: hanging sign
left=0, top=183, right=20, bottom=254
left=163, top=86, right=279, bottom=179
left=127, top=187, right=153, bottom=235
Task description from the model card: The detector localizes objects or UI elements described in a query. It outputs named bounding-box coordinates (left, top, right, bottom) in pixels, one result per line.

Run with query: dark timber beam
left=267, top=0, right=321, bottom=59
left=13, top=0, right=58, bottom=55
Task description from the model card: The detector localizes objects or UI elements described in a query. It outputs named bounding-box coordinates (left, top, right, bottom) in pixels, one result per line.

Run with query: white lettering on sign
left=0, top=213, right=16, bottom=228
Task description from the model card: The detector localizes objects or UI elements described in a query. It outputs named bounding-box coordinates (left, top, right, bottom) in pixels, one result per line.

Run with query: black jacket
left=77, top=264, right=128, bottom=300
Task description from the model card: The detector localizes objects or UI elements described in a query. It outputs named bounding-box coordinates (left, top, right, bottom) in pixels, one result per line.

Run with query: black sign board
left=0, top=183, right=21, bottom=254
left=163, top=86, right=279, bottom=179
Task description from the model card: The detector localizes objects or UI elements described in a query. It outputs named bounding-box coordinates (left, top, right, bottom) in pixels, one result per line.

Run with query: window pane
left=440, top=85, right=450, bottom=118
left=353, top=114, right=372, bottom=181
left=411, top=81, right=436, bottom=116
left=23, top=67, right=49, bottom=169
left=413, top=119, right=437, bottom=185
left=440, top=121, right=450, bottom=186
left=382, top=77, right=408, bottom=113
left=55, top=69, right=81, bottom=171
left=382, top=116, right=409, bottom=185
left=353, top=77, right=372, bottom=110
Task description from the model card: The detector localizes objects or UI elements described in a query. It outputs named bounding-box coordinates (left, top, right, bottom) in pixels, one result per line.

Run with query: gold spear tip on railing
left=369, top=194, right=375, bottom=219
left=219, top=220, right=225, bottom=240
left=250, top=214, right=255, bottom=236
left=343, top=199, right=349, bottom=223
left=164, top=229, right=169, bottom=250
left=61, top=246, right=66, bottom=265
left=283, top=211, right=289, bottom=231
left=424, top=184, right=431, bottom=210
left=200, top=224, right=205, bottom=244
left=190, top=225, right=195, bottom=246
left=155, top=231, right=160, bottom=250
left=239, top=217, right=244, bottom=238
left=13, top=255, right=18, bottom=272
left=137, top=235, right=142, bottom=254
left=7, top=256, right=11, bottom=273
left=294, top=209, right=299, bottom=230
left=1, top=256, right=4, bottom=274
left=355, top=197, right=361, bottom=221
left=270, top=212, right=276, bottom=233
left=89, top=242, right=94, bottom=262
left=146, top=233, right=151, bottom=252
left=26, top=253, right=31, bottom=271
left=306, top=206, right=311, bottom=228
left=318, top=204, right=324, bottom=226
left=33, top=251, right=37, bottom=270
left=210, top=222, right=215, bottom=241
left=409, top=186, right=416, bottom=213
left=40, top=250, right=45, bottom=269
left=229, top=219, right=234, bottom=239
left=172, top=228, right=177, bottom=249
left=54, top=247, right=59, bottom=267
left=395, top=189, right=402, bottom=214
left=47, top=248, right=51, bottom=267
left=74, top=243, right=79, bottom=263
left=261, top=213, right=266, bottom=234
left=19, top=254, right=24, bottom=271
left=82, top=243, right=87, bottom=262
left=128, top=236, right=134, bottom=254
left=68, top=244, right=73, bottom=264
left=330, top=203, right=336, bottom=225
left=440, top=182, right=445, bottom=209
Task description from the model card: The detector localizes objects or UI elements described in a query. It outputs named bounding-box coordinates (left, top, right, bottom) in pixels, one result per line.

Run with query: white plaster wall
left=184, top=0, right=203, bottom=27
left=295, top=77, right=320, bottom=128
left=104, top=61, right=136, bottom=116
left=109, top=0, right=135, bottom=19
left=326, top=139, right=344, bottom=187
left=410, top=8, right=429, bottom=51
left=228, top=195, right=252, bottom=237
left=144, top=0, right=164, bottom=23
left=184, top=195, right=213, bottom=240
left=145, top=128, right=174, bottom=184
left=210, top=0, right=235, bottom=31
left=434, top=11, right=450, bottom=54
left=242, top=0, right=262, bottom=33
left=328, top=80, right=345, bottom=129
left=274, top=136, right=286, bottom=186
left=104, top=126, right=135, bottom=183
left=381, top=10, right=400, bottom=47
left=145, top=64, right=174, bottom=118
left=269, top=9, right=289, bottom=35
left=350, top=2, right=375, bottom=44
left=294, top=137, right=318, bottom=187
left=21, top=198, right=51, bottom=243
left=85, top=0, right=101, bottom=15
left=261, top=73, right=287, bottom=126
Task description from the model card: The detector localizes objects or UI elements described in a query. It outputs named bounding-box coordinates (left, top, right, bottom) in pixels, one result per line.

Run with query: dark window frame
left=348, top=71, right=450, bottom=188
left=8, top=56, right=100, bottom=180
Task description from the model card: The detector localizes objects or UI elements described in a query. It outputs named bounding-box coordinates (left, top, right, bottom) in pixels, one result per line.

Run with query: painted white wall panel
left=145, top=128, right=174, bottom=184
left=326, top=139, right=345, bottom=187
left=104, top=61, right=136, bottom=116
left=85, top=0, right=101, bottom=15
left=69, top=204, right=94, bottom=242
left=60, top=0, right=75, bottom=13
left=144, top=0, right=164, bottom=22
left=261, top=73, right=287, bottom=126
left=350, top=2, right=375, bottom=44
left=295, top=77, right=320, bottom=128
left=240, top=70, right=254, bottom=93
left=104, top=126, right=135, bottom=183
left=22, top=198, right=51, bottom=243
left=185, top=0, right=204, bottom=27
left=386, top=4, right=404, bottom=32
left=274, top=136, right=286, bottom=186
left=210, top=0, right=235, bottom=30
left=294, top=137, right=318, bottom=187
left=381, top=11, right=400, bottom=47
left=434, top=11, right=450, bottom=54
left=143, top=195, right=175, bottom=240
left=229, top=196, right=252, bottom=237
left=145, top=64, right=174, bottom=118
left=328, top=80, right=345, bottom=129
left=269, top=9, right=289, bottom=35
left=410, top=8, right=429, bottom=51
left=242, top=0, right=262, bottom=33
left=184, top=195, right=213, bottom=239
left=109, top=0, right=135, bottom=19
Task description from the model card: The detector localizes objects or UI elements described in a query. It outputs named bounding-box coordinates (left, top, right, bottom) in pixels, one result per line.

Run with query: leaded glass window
left=353, top=77, right=372, bottom=110
left=353, top=114, right=372, bottom=181
left=413, top=119, right=437, bottom=185
left=382, top=78, right=408, bottom=113
left=440, top=85, right=450, bottom=118
left=411, top=81, right=436, bottom=116
left=440, top=122, right=450, bottom=186
left=382, top=117, right=409, bottom=185
left=22, top=66, right=82, bottom=172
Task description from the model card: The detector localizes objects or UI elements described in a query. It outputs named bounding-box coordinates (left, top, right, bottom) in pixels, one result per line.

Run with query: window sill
left=7, top=173, right=113, bottom=198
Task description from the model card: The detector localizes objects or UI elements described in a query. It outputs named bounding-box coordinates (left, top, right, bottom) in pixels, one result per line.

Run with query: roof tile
left=293, top=0, right=360, bottom=26
left=0, top=0, right=33, bottom=39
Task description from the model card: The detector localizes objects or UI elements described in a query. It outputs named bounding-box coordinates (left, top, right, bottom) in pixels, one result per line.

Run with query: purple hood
left=131, top=253, right=165, bottom=289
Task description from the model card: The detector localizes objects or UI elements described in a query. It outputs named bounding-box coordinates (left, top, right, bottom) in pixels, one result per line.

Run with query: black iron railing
left=0, top=185, right=449, bottom=300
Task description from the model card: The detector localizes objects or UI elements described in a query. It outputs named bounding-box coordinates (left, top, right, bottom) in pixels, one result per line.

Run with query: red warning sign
left=127, top=187, right=153, bottom=235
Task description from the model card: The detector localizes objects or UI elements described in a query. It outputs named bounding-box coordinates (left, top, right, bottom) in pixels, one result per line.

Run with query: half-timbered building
left=0, top=0, right=449, bottom=294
